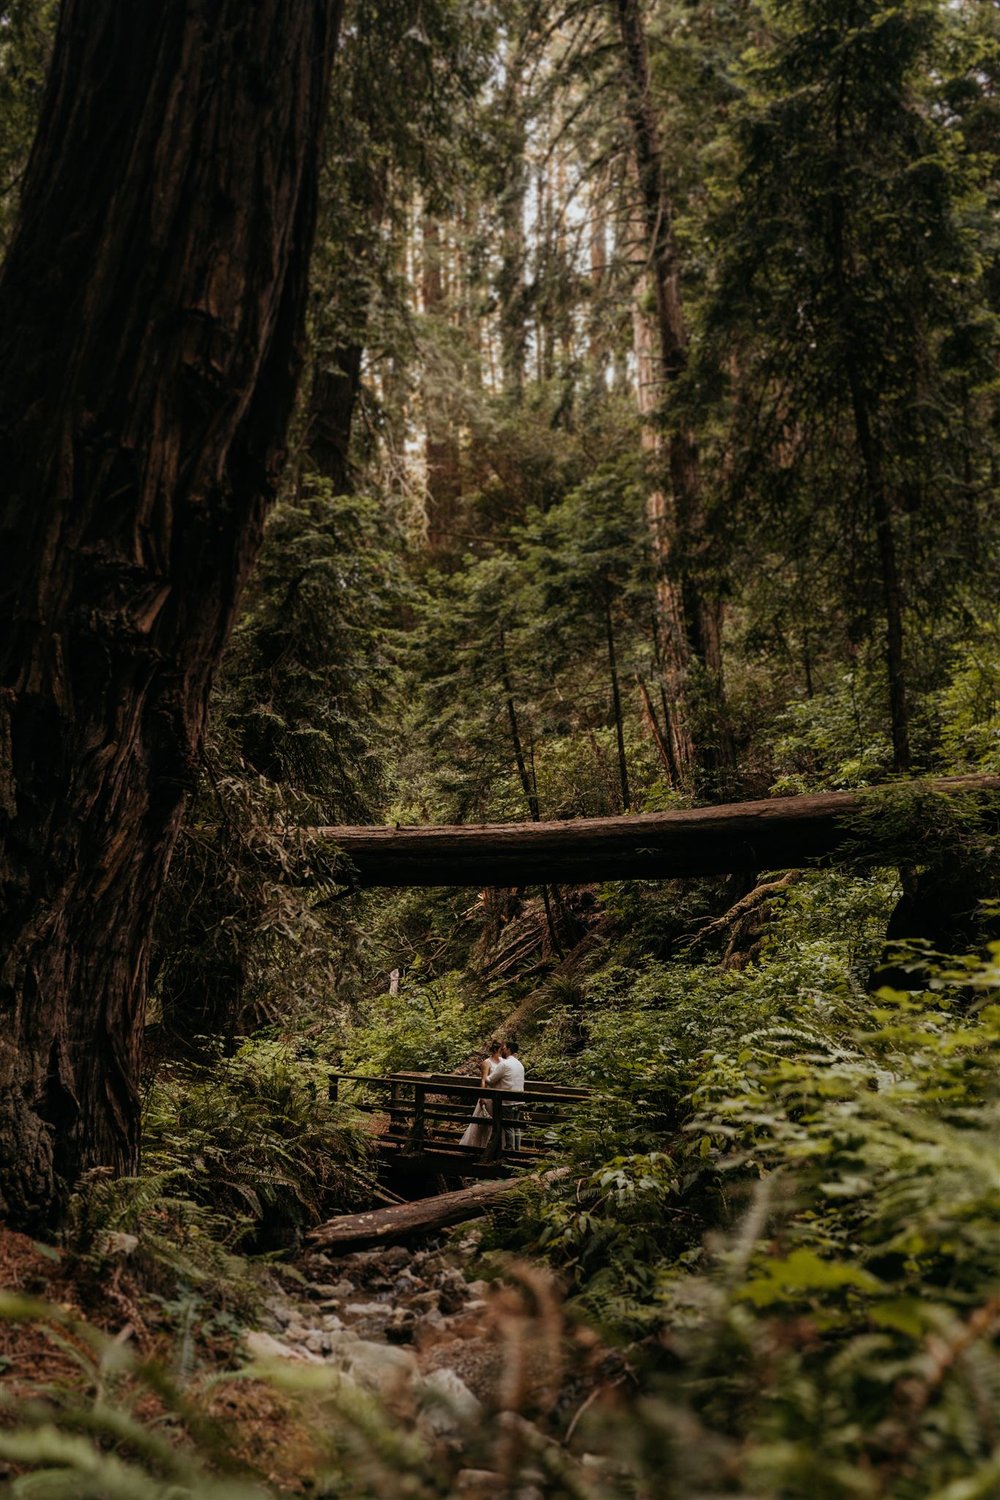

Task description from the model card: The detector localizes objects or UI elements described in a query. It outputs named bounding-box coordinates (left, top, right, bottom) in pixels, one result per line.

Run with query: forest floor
left=0, top=1216, right=629, bottom=1496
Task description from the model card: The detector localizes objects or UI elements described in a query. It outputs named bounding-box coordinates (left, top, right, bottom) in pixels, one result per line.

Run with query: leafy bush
left=142, top=1040, right=375, bottom=1242
left=342, top=969, right=491, bottom=1076
left=66, top=1038, right=375, bottom=1316
left=500, top=877, right=1000, bottom=1497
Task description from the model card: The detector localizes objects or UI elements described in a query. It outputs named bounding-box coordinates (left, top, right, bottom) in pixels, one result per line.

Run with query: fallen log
left=300, top=775, right=1000, bottom=888
left=308, top=1177, right=519, bottom=1251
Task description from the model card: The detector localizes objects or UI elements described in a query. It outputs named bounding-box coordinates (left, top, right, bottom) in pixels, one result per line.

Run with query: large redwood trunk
left=0, top=0, right=341, bottom=1228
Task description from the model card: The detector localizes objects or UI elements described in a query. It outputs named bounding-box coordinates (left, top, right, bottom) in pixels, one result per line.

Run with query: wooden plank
left=409, top=1083, right=426, bottom=1154
left=332, top=1071, right=591, bottom=1105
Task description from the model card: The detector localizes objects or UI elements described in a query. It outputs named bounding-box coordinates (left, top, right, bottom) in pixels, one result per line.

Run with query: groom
left=486, top=1039, right=525, bottom=1151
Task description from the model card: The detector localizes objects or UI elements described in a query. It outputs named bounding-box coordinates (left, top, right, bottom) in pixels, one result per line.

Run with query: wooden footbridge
left=330, top=1071, right=590, bottom=1178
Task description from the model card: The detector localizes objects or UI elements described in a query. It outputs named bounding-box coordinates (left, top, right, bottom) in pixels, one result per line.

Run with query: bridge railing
left=329, top=1071, right=590, bottom=1169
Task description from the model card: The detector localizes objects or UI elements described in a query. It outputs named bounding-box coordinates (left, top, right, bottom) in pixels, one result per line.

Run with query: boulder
left=326, top=1335, right=418, bottom=1399
left=417, top=1367, right=482, bottom=1436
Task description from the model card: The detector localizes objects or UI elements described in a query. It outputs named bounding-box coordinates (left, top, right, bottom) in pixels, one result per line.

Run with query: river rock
left=409, top=1289, right=441, bottom=1313
left=385, top=1307, right=418, bottom=1344
left=455, top=1470, right=501, bottom=1498
left=327, top=1336, right=418, bottom=1398
left=415, top=1310, right=447, bottom=1340
left=244, top=1329, right=323, bottom=1365
left=310, top=1280, right=356, bottom=1300
left=436, top=1272, right=469, bottom=1315
left=264, top=1296, right=295, bottom=1327
left=416, top=1367, right=482, bottom=1435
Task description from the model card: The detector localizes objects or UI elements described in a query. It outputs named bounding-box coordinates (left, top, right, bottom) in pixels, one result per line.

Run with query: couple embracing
left=460, top=1038, right=524, bottom=1151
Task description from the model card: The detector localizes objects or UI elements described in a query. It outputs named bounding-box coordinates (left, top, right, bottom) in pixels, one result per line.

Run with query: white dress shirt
left=487, top=1056, right=525, bottom=1092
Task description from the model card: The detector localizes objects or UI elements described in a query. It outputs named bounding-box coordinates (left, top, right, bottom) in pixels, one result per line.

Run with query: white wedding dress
left=459, top=1060, right=498, bottom=1148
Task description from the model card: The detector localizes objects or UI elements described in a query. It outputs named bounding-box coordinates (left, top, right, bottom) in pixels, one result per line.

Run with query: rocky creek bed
left=246, top=1229, right=630, bottom=1498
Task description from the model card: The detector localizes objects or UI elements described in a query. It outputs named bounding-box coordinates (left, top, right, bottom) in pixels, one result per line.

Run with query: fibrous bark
left=0, top=0, right=341, bottom=1228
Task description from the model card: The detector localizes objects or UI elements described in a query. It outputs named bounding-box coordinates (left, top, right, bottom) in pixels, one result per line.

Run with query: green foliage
left=838, top=779, right=1000, bottom=873
left=7, top=3, right=999, bottom=1495
left=141, top=1040, right=375, bottom=1241
left=496, top=881, right=1000, bottom=1496
left=936, top=634, right=1000, bottom=772
left=0, top=1295, right=269, bottom=1498
left=343, top=969, right=490, bottom=1076
left=400, top=460, right=670, bottom=823
left=67, top=1039, right=375, bottom=1318
left=0, top=0, right=54, bottom=248
left=219, top=485, right=398, bottom=821
left=65, top=1169, right=261, bottom=1325
left=155, top=486, right=403, bottom=1037
left=699, top=0, right=998, bottom=751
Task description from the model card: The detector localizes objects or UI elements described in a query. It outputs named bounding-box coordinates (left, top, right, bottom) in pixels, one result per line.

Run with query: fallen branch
left=308, top=1178, right=518, bottom=1250
left=685, top=871, right=802, bottom=952
left=308, top=1170, right=568, bottom=1251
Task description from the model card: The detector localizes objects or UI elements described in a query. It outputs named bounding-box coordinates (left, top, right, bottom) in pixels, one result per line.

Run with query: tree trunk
left=614, top=0, right=732, bottom=789
left=588, top=167, right=608, bottom=388
left=637, top=677, right=677, bottom=782
left=0, top=0, right=341, bottom=1229
left=303, top=776, right=1000, bottom=888
left=495, top=39, right=528, bottom=398
left=309, top=1175, right=536, bottom=1250
left=631, top=273, right=695, bottom=776
left=421, top=215, right=463, bottom=551
left=500, top=627, right=540, bottom=823
left=305, top=343, right=363, bottom=494
left=830, top=59, right=910, bottom=772
left=499, top=629, right=564, bottom=954
left=604, top=595, right=631, bottom=812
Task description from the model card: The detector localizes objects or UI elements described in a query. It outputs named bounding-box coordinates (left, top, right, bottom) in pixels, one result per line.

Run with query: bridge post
left=389, top=1079, right=403, bottom=1133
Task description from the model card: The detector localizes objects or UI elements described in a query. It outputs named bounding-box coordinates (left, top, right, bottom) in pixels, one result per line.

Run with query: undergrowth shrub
left=490, top=873, right=1000, bottom=1497
left=343, top=969, right=490, bottom=1075
left=142, top=1039, right=375, bottom=1241
left=65, top=1038, right=376, bottom=1319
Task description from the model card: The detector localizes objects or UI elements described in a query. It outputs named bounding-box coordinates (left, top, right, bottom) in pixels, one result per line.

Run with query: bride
left=459, top=1040, right=502, bottom=1149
